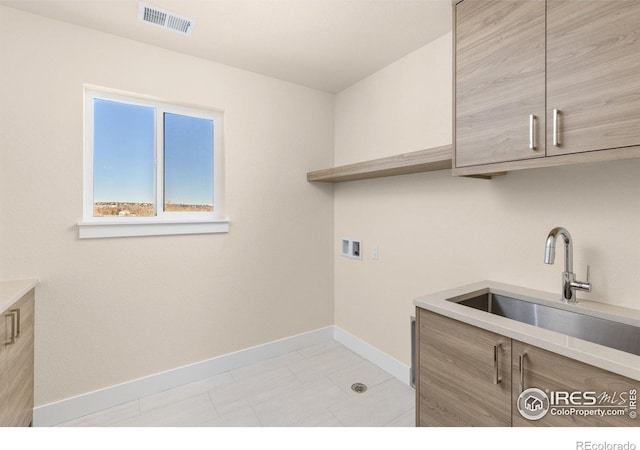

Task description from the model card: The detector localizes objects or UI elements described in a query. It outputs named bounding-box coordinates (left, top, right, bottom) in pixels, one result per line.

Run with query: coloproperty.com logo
left=517, top=387, right=637, bottom=420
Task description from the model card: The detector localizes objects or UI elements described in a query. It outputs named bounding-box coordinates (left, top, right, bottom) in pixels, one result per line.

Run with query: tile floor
left=57, top=340, right=415, bottom=427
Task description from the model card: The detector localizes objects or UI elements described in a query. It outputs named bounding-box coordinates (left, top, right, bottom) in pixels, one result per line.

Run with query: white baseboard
left=333, top=326, right=411, bottom=386
left=34, top=325, right=410, bottom=427
left=33, top=326, right=334, bottom=427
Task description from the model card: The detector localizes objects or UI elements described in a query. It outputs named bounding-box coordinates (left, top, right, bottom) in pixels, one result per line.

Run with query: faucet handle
left=571, top=265, right=592, bottom=293
left=587, top=264, right=591, bottom=284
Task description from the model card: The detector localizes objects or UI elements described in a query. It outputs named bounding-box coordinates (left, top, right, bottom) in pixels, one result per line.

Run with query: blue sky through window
left=92, top=99, right=215, bottom=209
left=93, top=98, right=155, bottom=203
left=164, top=113, right=214, bottom=207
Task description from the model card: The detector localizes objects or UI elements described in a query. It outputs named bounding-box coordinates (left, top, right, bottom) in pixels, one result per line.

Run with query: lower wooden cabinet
left=416, top=308, right=639, bottom=427
left=1, top=289, right=35, bottom=427
left=0, top=310, right=8, bottom=426
left=416, top=309, right=511, bottom=426
left=512, top=341, right=637, bottom=427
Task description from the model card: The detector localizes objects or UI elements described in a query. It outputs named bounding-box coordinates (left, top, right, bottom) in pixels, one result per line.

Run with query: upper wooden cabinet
left=455, top=0, right=546, bottom=167
left=454, top=0, right=640, bottom=175
left=546, top=1, right=640, bottom=156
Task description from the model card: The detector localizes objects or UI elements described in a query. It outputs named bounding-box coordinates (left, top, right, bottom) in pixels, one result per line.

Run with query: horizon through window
left=164, top=112, right=214, bottom=213
left=93, top=98, right=156, bottom=217
left=88, top=93, right=217, bottom=219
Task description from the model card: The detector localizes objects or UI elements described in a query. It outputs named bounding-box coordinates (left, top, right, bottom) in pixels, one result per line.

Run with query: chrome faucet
left=544, top=227, right=591, bottom=303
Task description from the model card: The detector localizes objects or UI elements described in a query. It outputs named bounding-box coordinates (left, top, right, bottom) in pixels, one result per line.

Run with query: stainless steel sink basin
left=453, top=292, right=640, bottom=356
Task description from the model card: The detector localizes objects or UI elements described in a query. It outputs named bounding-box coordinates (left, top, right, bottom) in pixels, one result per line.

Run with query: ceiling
left=0, top=0, right=451, bottom=93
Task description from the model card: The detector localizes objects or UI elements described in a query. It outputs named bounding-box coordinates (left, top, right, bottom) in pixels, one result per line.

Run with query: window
left=80, top=87, right=228, bottom=238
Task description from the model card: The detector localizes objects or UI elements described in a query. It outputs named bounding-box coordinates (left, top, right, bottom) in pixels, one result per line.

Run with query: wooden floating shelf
left=307, top=144, right=453, bottom=183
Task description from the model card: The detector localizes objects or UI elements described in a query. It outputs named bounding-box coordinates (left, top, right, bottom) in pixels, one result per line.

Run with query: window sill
left=77, top=219, right=230, bottom=239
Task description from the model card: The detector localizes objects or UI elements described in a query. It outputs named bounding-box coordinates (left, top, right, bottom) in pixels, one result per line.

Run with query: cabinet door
left=455, top=0, right=545, bottom=167
left=416, top=309, right=512, bottom=426
left=512, top=341, right=639, bottom=426
left=547, top=1, right=640, bottom=156
left=0, top=312, right=8, bottom=426
left=4, top=291, right=35, bottom=427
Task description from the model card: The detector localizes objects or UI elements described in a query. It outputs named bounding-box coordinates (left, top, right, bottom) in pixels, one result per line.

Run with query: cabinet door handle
left=519, top=353, right=527, bottom=393
left=529, top=114, right=536, bottom=150
left=553, top=109, right=561, bottom=147
left=493, top=343, right=502, bottom=384
left=410, top=316, right=416, bottom=389
left=5, top=310, right=18, bottom=346
left=13, top=308, right=20, bottom=338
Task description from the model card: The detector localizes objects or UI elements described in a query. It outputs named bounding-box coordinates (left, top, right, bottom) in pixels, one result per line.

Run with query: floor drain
left=351, top=383, right=367, bottom=394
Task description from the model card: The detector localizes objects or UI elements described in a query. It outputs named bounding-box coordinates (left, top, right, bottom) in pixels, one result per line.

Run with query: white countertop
left=414, top=280, right=640, bottom=381
left=0, top=279, right=38, bottom=314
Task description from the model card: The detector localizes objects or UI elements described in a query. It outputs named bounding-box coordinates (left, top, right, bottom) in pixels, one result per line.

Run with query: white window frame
left=79, top=86, right=228, bottom=239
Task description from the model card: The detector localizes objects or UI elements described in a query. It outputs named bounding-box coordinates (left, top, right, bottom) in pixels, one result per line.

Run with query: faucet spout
left=544, top=227, right=573, bottom=273
left=544, top=227, right=590, bottom=303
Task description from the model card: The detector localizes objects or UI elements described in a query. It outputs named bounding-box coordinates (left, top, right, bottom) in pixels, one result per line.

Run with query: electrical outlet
left=372, top=245, right=379, bottom=260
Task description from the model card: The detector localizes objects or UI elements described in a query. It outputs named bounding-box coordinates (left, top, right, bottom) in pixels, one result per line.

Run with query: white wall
left=334, top=32, right=640, bottom=367
left=0, top=6, right=335, bottom=406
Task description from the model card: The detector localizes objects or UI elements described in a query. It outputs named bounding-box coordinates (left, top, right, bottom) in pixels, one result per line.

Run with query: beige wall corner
left=333, top=31, right=640, bottom=368
left=0, top=6, right=335, bottom=406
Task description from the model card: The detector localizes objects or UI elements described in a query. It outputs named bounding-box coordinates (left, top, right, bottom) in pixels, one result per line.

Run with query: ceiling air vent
left=137, top=2, right=195, bottom=36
